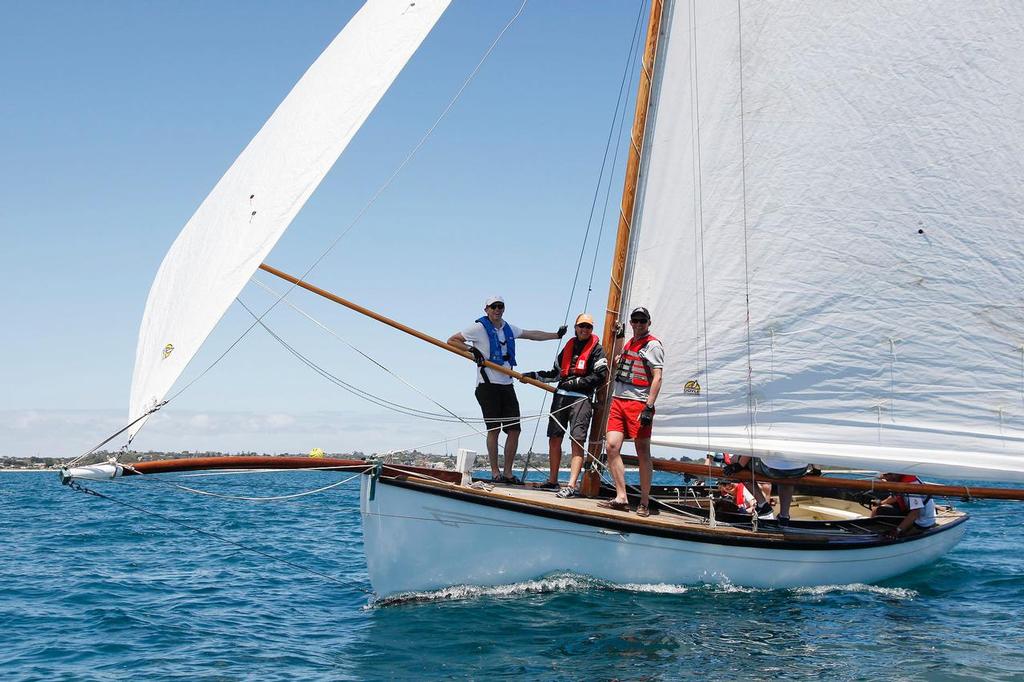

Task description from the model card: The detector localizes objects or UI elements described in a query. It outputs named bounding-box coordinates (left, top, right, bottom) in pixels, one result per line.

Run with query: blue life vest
left=476, top=316, right=516, bottom=367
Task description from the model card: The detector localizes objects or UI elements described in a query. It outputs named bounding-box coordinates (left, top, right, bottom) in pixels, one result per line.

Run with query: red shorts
left=606, top=397, right=652, bottom=440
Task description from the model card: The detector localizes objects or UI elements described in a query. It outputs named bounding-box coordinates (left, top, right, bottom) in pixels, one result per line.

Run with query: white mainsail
left=625, top=1, right=1024, bottom=480
left=128, top=0, right=450, bottom=437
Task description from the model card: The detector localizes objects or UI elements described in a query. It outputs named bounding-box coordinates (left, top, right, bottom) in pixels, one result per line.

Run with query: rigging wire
left=687, top=0, right=714, bottom=455
left=582, top=1, right=648, bottom=312
left=64, top=477, right=370, bottom=592
left=523, top=3, right=648, bottom=464
left=127, top=1, right=532, bottom=441
left=567, top=1, right=647, bottom=318
left=735, top=0, right=757, bottom=465
left=246, top=282, right=488, bottom=426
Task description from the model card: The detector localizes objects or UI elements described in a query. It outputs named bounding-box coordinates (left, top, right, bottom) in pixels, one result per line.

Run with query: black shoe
left=756, top=502, right=775, bottom=518
left=535, top=480, right=559, bottom=490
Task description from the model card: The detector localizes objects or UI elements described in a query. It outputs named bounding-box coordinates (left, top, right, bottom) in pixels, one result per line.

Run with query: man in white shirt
left=871, top=473, right=937, bottom=538
left=448, top=296, right=565, bottom=484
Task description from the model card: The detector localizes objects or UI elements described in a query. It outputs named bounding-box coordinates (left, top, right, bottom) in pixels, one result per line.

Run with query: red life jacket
left=616, top=334, right=658, bottom=387
left=734, top=483, right=753, bottom=509
left=559, top=335, right=598, bottom=379
left=893, top=474, right=923, bottom=512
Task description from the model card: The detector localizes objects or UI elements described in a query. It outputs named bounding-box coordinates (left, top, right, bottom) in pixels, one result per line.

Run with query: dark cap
left=629, top=306, right=651, bottom=321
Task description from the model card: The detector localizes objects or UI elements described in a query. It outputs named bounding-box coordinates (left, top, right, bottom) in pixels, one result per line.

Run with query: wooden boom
left=258, top=263, right=555, bottom=394
left=122, top=456, right=461, bottom=483
left=622, top=455, right=1024, bottom=501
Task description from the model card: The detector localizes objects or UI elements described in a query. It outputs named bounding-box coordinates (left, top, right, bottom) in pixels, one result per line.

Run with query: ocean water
left=3, top=469, right=1023, bottom=680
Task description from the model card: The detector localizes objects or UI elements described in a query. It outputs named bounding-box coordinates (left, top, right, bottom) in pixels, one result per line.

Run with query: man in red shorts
left=598, top=306, right=664, bottom=517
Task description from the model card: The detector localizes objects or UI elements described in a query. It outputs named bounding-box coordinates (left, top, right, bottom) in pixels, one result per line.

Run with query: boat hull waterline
left=360, top=477, right=967, bottom=598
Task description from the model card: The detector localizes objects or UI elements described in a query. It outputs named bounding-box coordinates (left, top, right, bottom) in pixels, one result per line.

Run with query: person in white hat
left=448, top=296, right=566, bottom=484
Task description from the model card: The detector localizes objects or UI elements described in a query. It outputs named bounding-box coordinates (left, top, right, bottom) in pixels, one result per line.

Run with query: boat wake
left=368, top=572, right=918, bottom=606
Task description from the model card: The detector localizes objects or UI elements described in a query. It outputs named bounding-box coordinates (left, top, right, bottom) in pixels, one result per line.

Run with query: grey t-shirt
left=612, top=337, right=665, bottom=402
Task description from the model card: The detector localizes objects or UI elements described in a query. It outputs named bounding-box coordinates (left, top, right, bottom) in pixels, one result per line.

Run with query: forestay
left=623, top=1, right=1024, bottom=480
left=128, top=0, right=450, bottom=437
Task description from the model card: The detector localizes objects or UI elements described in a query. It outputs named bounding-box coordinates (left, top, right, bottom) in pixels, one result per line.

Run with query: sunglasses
left=630, top=318, right=648, bottom=323
left=488, top=303, right=505, bottom=310
left=576, top=323, right=593, bottom=329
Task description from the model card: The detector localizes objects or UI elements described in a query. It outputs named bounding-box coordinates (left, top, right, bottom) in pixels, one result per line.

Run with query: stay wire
left=583, top=0, right=648, bottom=312
left=736, top=0, right=756, bottom=456
left=139, top=2, right=531, bottom=436
left=239, top=300, right=492, bottom=424
left=689, top=0, right=713, bottom=454
left=568, top=0, right=647, bottom=317
left=64, top=478, right=370, bottom=592
left=525, top=5, right=648, bottom=464
left=246, top=281, right=485, bottom=427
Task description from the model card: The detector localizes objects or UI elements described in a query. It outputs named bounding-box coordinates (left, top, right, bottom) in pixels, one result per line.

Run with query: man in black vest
left=521, top=313, right=608, bottom=497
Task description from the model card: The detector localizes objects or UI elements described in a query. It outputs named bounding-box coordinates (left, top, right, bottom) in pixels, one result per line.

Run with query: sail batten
left=128, top=0, right=451, bottom=437
left=625, top=0, right=1024, bottom=480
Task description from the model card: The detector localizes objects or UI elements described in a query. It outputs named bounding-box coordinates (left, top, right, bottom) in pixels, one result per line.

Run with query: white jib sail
left=623, top=0, right=1024, bottom=481
left=128, top=0, right=451, bottom=438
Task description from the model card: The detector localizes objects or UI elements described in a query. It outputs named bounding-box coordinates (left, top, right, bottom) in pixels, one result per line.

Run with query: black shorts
left=475, top=383, right=521, bottom=433
left=546, top=393, right=592, bottom=442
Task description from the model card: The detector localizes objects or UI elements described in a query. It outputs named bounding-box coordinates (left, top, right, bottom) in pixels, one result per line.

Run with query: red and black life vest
left=559, top=335, right=598, bottom=379
left=893, top=474, right=924, bottom=512
left=615, top=333, right=658, bottom=387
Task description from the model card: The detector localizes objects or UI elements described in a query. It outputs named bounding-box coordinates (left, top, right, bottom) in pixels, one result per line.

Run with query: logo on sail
left=684, top=379, right=701, bottom=395
left=162, top=343, right=174, bottom=359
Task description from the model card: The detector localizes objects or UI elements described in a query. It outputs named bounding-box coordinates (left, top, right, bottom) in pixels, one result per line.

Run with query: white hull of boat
left=359, top=477, right=966, bottom=598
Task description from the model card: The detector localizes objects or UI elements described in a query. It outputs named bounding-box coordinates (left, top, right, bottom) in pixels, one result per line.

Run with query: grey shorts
left=751, top=459, right=810, bottom=479
left=547, top=394, right=592, bottom=442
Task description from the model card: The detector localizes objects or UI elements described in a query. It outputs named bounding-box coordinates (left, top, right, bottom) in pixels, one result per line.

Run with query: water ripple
left=4, top=471, right=1024, bottom=680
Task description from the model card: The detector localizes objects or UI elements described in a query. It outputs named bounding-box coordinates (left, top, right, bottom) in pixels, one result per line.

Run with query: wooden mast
left=582, top=0, right=665, bottom=496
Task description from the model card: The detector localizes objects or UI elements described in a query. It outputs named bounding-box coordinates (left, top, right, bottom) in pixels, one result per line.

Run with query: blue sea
left=3, top=469, right=1023, bottom=680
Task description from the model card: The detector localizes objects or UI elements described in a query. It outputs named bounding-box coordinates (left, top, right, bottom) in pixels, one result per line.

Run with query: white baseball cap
left=485, top=295, right=505, bottom=307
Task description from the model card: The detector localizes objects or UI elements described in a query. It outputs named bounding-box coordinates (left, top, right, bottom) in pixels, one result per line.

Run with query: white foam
left=367, top=573, right=917, bottom=607
left=793, top=583, right=918, bottom=599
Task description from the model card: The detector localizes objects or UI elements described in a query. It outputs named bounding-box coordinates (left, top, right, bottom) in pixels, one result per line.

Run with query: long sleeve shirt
left=535, top=338, right=608, bottom=398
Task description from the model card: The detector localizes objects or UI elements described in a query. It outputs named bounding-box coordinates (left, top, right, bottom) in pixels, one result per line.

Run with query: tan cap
left=575, top=313, right=594, bottom=326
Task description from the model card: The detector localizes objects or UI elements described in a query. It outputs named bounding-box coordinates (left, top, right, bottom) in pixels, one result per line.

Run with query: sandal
left=489, top=475, right=504, bottom=484
left=535, top=480, right=560, bottom=490
left=597, top=499, right=630, bottom=511
left=636, top=504, right=650, bottom=518
left=502, top=475, right=523, bottom=485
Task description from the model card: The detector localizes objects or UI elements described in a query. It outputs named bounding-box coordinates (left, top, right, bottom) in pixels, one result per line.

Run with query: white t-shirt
left=907, top=494, right=937, bottom=528
left=461, top=320, right=523, bottom=385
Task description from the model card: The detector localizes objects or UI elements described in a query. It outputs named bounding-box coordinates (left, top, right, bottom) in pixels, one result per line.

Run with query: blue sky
left=0, top=1, right=658, bottom=459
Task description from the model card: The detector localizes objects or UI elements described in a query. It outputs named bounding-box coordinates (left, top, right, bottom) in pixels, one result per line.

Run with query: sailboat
left=62, top=0, right=1024, bottom=599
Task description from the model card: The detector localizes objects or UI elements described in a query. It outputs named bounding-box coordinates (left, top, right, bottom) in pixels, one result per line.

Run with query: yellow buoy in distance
left=309, top=448, right=325, bottom=459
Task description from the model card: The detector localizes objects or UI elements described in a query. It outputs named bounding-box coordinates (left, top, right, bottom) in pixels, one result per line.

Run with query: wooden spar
left=258, top=262, right=554, bottom=394
left=122, top=456, right=462, bottom=483
left=584, top=0, right=665, bottom=489
left=621, top=455, right=1024, bottom=501
left=124, top=456, right=367, bottom=475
